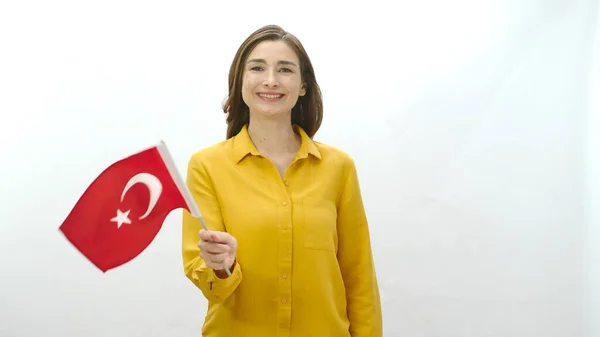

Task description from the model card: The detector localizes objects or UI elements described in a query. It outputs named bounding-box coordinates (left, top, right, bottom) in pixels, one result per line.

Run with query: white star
left=110, top=209, right=132, bottom=228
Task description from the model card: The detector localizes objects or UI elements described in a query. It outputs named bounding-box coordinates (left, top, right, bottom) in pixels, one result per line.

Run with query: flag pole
left=156, top=141, right=231, bottom=276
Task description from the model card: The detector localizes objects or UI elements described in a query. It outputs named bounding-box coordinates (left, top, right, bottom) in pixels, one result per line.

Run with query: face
left=241, top=40, right=306, bottom=119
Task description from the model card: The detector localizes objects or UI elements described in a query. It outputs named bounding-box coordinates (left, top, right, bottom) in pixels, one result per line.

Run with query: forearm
left=339, top=233, right=382, bottom=336
left=182, top=153, right=243, bottom=302
left=344, top=262, right=382, bottom=337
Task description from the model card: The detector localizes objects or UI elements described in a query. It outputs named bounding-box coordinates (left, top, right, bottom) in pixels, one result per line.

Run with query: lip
left=256, top=92, right=285, bottom=102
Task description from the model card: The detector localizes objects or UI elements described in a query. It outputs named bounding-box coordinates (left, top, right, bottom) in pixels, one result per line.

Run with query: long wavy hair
left=222, top=25, right=323, bottom=139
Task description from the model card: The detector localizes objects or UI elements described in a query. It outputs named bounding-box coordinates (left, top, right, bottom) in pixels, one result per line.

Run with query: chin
left=252, top=106, right=292, bottom=119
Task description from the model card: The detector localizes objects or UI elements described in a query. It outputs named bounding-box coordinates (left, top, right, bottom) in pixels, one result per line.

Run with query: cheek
left=242, top=75, right=261, bottom=92
left=241, top=77, right=254, bottom=102
left=287, top=80, right=303, bottom=95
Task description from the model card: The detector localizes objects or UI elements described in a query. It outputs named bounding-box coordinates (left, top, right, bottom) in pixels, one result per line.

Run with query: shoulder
left=314, top=140, right=354, bottom=162
left=187, top=138, right=233, bottom=169
left=312, top=140, right=357, bottom=174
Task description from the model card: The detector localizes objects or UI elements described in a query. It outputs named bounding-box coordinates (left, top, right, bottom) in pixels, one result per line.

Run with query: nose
left=263, top=69, right=279, bottom=87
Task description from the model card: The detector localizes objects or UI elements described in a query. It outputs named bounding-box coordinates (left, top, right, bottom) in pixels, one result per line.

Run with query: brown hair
left=222, top=25, right=323, bottom=139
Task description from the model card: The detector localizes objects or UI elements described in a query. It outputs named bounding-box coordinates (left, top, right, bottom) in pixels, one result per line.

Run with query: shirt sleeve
left=182, top=152, right=242, bottom=303
left=336, top=159, right=383, bottom=337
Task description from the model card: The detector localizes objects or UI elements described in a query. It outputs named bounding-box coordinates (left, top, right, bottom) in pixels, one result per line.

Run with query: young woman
left=182, top=24, right=382, bottom=337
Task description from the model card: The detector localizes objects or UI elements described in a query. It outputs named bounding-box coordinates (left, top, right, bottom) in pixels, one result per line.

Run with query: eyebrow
left=246, top=58, right=298, bottom=68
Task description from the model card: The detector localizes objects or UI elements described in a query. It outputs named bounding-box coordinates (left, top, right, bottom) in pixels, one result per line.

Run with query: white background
left=1, top=0, right=598, bottom=336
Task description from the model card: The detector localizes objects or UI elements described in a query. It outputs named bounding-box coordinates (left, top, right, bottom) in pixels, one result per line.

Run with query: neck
left=247, top=114, right=301, bottom=156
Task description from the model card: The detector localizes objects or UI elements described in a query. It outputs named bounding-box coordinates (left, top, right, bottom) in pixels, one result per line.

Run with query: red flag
left=59, top=141, right=198, bottom=272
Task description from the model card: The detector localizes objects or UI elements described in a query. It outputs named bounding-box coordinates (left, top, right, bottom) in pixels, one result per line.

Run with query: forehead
left=247, top=40, right=299, bottom=63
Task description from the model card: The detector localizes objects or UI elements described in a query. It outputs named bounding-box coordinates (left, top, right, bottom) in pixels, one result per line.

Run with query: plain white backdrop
left=1, top=0, right=598, bottom=336
left=586, top=0, right=600, bottom=335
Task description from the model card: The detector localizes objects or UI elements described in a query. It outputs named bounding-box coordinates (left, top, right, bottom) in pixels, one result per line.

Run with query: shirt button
left=282, top=273, right=287, bottom=279
left=284, top=180, right=290, bottom=186
left=282, top=201, right=287, bottom=206
left=281, top=298, right=287, bottom=303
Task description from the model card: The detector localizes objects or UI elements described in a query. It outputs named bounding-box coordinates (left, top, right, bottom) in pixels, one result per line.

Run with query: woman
left=182, top=24, right=382, bottom=337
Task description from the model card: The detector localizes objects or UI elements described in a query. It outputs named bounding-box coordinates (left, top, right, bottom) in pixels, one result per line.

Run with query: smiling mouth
left=257, top=93, right=284, bottom=100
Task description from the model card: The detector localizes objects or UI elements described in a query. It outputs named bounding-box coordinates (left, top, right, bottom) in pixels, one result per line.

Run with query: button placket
left=276, top=167, right=295, bottom=337
left=277, top=176, right=293, bottom=337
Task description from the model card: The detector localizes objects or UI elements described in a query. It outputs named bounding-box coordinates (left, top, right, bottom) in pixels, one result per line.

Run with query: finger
left=199, top=230, right=230, bottom=245
left=199, top=242, right=230, bottom=254
left=207, top=231, right=233, bottom=244
left=197, top=237, right=217, bottom=247
left=200, top=252, right=228, bottom=267
left=197, top=239, right=210, bottom=250
left=199, top=251, right=214, bottom=265
left=209, top=252, right=228, bottom=264
left=201, top=257, right=219, bottom=269
left=199, top=229, right=213, bottom=241
left=199, top=246, right=229, bottom=260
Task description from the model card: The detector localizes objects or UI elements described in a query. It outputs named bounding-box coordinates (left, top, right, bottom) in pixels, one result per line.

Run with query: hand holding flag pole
left=59, top=140, right=231, bottom=276
left=180, top=195, right=232, bottom=277
left=157, top=142, right=232, bottom=277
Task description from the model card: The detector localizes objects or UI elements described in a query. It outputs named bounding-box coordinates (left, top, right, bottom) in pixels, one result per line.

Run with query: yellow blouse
left=182, top=124, right=382, bottom=337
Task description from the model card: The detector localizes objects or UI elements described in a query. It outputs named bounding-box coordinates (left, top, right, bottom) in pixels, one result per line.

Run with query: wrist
left=215, top=258, right=236, bottom=279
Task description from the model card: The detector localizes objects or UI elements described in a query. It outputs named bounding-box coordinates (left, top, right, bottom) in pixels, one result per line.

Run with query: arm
left=336, top=159, right=383, bottom=337
left=182, top=153, right=242, bottom=303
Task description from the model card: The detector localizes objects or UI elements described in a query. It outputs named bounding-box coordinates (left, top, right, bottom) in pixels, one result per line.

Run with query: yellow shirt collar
left=232, top=124, right=322, bottom=163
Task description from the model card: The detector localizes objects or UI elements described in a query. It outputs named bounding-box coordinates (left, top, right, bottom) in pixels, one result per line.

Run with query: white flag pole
left=156, top=140, right=231, bottom=276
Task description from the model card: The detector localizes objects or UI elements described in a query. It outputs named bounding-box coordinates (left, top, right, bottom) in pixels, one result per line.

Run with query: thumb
left=199, top=229, right=213, bottom=241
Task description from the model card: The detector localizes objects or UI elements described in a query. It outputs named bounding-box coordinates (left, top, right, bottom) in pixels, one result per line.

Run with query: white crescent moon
left=120, top=173, right=163, bottom=220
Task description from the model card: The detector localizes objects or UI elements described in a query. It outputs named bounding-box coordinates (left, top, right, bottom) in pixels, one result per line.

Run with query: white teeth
left=258, top=93, right=282, bottom=99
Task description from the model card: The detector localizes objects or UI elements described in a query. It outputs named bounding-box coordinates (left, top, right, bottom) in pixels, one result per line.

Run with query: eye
left=279, top=67, right=292, bottom=73
left=250, top=66, right=263, bottom=71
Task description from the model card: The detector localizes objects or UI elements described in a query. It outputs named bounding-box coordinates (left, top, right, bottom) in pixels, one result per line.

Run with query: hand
left=198, top=229, right=237, bottom=277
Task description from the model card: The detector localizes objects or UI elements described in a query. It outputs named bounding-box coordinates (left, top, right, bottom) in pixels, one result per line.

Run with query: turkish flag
left=59, top=142, right=195, bottom=272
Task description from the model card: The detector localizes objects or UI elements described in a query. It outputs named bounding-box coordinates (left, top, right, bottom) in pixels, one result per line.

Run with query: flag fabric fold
left=59, top=141, right=199, bottom=272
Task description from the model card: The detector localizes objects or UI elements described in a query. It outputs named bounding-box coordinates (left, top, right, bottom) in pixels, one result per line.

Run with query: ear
left=299, top=81, right=307, bottom=96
